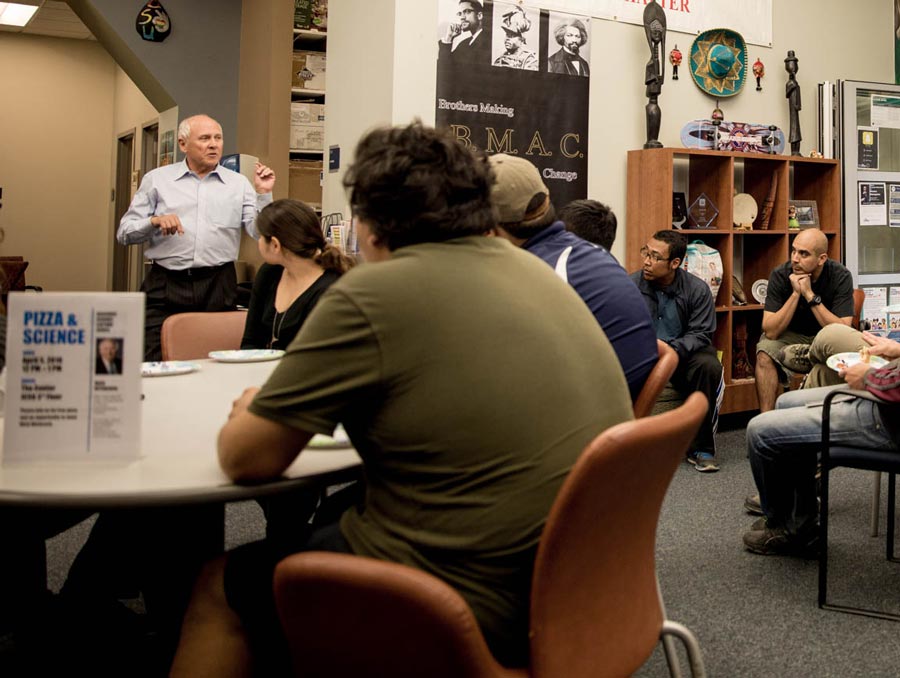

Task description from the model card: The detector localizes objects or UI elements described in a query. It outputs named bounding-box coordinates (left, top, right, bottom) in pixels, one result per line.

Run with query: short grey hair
left=177, top=118, right=193, bottom=142
left=177, top=114, right=219, bottom=142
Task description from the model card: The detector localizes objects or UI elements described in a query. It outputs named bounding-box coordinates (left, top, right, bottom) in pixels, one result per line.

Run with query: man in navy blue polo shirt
left=489, top=154, right=657, bottom=401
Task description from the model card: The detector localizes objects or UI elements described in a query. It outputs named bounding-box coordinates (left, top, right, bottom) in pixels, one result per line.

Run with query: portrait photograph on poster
left=491, top=3, right=540, bottom=71
left=547, top=12, right=591, bottom=77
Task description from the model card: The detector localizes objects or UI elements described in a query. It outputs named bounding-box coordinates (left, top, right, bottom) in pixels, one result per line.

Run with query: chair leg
left=871, top=471, right=882, bottom=538
left=661, top=635, right=683, bottom=678
left=889, top=473, right=898, bottom=563
left=818, top=466, right=830, bottom=609
left=661, top=620, right=707, bottom=678
left=819, top=468, right=900, bottom=620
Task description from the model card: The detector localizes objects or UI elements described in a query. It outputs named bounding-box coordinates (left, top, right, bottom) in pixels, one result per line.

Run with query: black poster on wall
left=435, top=1, right=590, bottom=209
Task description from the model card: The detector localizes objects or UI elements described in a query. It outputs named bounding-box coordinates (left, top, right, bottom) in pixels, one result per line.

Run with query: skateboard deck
left=680, top=119, right=786, bottom=154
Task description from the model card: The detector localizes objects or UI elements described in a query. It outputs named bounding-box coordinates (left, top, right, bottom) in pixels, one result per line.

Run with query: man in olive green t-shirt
left=171, top=122, right=634, bottom=677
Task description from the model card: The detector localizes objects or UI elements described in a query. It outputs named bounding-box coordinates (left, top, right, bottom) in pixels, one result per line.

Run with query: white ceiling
left=0, top=1, right=94, bottom=40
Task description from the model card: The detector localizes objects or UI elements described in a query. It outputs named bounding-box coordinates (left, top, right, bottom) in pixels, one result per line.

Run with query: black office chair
left=0, top=256, right=42, bottom=308
left=819, top=387, right=900, bottom=620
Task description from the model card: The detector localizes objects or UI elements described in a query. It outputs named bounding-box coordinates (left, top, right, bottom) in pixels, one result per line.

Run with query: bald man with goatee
left=754, top=228, right=854, bottom=411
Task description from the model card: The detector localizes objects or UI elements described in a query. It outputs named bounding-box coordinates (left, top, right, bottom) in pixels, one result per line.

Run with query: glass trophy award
left=688, top=192, right=719, bottom=229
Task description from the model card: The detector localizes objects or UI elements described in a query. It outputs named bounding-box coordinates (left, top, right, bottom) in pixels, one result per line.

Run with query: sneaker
left=779, top=343, right=812, bottom=373
left=743, top=525, right=819, bottom=557
left=687, top=451, right=720, bottom=473
left=744, top=493, right=764, bottom=516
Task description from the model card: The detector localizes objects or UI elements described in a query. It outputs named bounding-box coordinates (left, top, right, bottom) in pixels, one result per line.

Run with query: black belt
left=153, top=262, right=230, bottom=279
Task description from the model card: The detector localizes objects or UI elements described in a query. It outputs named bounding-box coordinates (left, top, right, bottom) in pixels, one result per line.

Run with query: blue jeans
left=747, top=386, right=896, bottom=536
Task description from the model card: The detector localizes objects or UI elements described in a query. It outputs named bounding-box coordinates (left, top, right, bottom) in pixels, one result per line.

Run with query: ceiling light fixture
left=0, top=2, right=41, bottom=27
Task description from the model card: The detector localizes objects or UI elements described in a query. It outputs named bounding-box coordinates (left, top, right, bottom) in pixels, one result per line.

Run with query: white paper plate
left=825, top=351, right=888, bottom=372
left=751, top=279, right=768, bottom=304
left=208, top=349, right=285, bottom=363
left=141, top=361, right=201, bottom=377
left=308, top=424, right=351, bottom=449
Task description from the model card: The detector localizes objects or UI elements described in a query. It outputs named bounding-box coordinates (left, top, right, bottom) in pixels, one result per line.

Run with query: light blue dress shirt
left=117, top=160, right=272, bottom=270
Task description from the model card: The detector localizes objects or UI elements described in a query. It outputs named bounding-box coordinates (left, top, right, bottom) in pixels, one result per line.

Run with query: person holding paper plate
left=742, top=335, right=900, bottom=556
left=240, top=199, right=354, bottom=351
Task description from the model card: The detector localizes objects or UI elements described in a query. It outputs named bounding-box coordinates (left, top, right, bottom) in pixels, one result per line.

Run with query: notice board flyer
left=3, top=292, right=144, bottom=462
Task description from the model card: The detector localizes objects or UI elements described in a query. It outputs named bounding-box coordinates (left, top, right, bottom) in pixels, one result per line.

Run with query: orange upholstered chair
left=273, top=393, right=709, bottom=678
left=159, top=310, right=248, bottom=361
left=851, top=288, right=865, bottom=330
left=633, top=339, right=680, bottom=418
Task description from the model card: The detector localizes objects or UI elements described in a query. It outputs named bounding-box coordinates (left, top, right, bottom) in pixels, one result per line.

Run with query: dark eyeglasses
left=640, top=246, right=671, bottom=263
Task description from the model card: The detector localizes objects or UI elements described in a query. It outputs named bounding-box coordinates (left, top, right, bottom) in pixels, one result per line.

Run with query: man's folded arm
left=218, top=409, right=313, bottom=483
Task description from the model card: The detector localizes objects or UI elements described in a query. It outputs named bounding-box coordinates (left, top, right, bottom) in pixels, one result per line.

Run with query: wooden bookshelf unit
left=625, top=148, right=841, bottom=414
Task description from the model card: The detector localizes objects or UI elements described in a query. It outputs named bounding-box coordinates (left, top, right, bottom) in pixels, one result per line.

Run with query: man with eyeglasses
left=754, top=228, right=854, bottom=412
left=439, top=0, right=489, bottom=64
left=631, top=230, right=723, bottom=472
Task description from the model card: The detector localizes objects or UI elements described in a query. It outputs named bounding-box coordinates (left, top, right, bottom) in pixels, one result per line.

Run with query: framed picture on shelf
left=789, top=199, right=819, bottom=229
left=672, top=192, right=687, bottom=229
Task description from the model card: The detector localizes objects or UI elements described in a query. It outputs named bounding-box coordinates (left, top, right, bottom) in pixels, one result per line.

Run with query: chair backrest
left=159, top=310, right=248, bottom=361
left=273, top=552, right=509, bottom=678
left=632, top=339, right=680, bottom=418
left=852, top=288, right=865, bottom=330
left=273, top=395, right=705, bottom=678
left=0, top=257, right=28, bottom=305
left=529, top=392, right=707, bottom=678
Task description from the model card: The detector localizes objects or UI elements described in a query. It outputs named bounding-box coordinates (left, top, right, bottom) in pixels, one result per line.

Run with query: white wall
left=0, top=35, right=115, bottom=291
left=329, top=0, right=894, bottom=262
left=322, top=0, right=398, bottom=217
left=0, top=34, right=158, bottom=292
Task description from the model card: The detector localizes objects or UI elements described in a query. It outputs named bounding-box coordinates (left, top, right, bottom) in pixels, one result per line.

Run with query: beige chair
left=159, top=310, right=248, bottom=361
left=633, top=339, right=680, bottom=418
left=274, top=393, right=709, bottom=678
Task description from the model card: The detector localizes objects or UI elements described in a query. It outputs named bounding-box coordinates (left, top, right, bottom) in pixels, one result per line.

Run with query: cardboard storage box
left=290, top=102, right=325, bottom=126
left=292, top=51, right=326, bottom=90
left=290, top=124, right=325, bottom=151
left=289, top=160, right=323, bottom=207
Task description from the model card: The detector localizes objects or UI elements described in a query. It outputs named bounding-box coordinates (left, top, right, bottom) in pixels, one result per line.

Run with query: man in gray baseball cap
left=489, top=153, right=657, bottom=400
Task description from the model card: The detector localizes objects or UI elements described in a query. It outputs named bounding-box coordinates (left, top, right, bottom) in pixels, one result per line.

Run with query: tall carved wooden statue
left=643, top=1, right=666, bottom=149
left=784, top=51, right=801, bottom=156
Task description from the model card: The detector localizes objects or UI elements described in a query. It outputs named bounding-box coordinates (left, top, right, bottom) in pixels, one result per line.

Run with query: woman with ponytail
left=241, top=199, right=354, bottom=350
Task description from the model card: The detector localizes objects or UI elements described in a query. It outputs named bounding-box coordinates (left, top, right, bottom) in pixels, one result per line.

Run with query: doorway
left=111, top=132, right=134, bottom=291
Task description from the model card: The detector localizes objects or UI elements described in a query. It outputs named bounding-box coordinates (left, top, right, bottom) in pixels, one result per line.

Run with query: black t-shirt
left=764, top=259, right=854, bottom=335
left=240, top=264, right=340, bottom=350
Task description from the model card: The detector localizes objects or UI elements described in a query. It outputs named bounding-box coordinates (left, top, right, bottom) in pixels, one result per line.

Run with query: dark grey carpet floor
left=31, top=415, right=900, bottom=676
left=636, top=415, right=900, bottom=678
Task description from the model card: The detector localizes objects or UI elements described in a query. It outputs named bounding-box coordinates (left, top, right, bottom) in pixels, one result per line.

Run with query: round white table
left=0, top=358, right=361, bottom=508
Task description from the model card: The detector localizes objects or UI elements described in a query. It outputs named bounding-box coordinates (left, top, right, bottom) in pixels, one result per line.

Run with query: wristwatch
left=808, top=294, right=822, bottom=307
